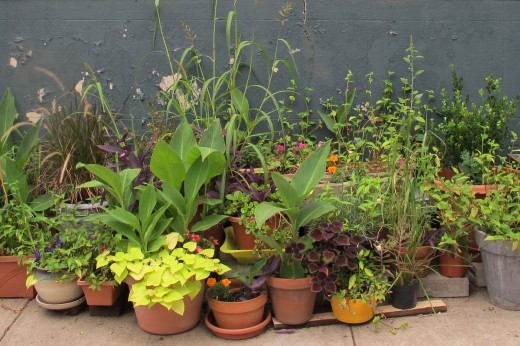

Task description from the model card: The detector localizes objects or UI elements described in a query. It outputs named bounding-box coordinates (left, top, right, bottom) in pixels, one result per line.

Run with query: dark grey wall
left=1, top=0, right=519, bottom=134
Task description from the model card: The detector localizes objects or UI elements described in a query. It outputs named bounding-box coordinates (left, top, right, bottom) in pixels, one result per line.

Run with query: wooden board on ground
left=272, top=299, right=447, bottom=330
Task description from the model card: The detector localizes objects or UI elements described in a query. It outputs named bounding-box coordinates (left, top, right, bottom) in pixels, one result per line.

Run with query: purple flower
left=44, top=247, right=55, bottom=253
left=55, top=234, right=64, bottom=246
left=34, top=250, right=41, bottom=261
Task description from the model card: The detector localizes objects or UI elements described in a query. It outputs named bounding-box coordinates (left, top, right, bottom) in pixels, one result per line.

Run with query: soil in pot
left=267, top=277, right=316, bottom=325
left=439, top=252, right=467, bottom=278
left=391, top=282, right=418, bottom=310
left=77, top=281, right=122, bottom=306
left=208, top=293, right=267, bottom=329
left=133, top=289, right=203, bottom=335
left=331, top=297, right=374, bottom=324
left=0, top=256, right=36, bottom=298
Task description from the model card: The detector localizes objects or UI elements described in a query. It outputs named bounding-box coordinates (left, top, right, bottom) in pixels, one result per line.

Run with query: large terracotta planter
left=133, top=289, right=203, bottom=335
left=207, top=292, right=267, bottom=329
left=266, top=276, right=316, bottom=325
left=228, top=216, right=279, bottom=250
left=77, top=280, right=122, bottom=306
left=439, top=252, right=467, bottom=278
left=34, top=269, right=83, bottom=304
left=331, top=297, right=374, bottom=324
left=0, top=256, right=35, bottom=298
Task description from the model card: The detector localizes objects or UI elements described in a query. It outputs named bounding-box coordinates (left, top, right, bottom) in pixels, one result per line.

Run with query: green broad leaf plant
left=96, top=233, right=230, bottom=314
left=254, top=141, right=336, bottom=278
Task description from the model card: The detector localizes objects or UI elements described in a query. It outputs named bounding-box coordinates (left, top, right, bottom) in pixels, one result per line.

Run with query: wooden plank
left=272, top=299, right=447, bottom=330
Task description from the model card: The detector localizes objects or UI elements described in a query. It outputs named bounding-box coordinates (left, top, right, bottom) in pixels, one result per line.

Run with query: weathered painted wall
left=1, top=0, right=519, bottom=134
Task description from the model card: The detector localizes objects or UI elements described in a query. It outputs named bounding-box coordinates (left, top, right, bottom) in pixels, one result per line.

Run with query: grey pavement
left=1, top=286, right=519, bottom=346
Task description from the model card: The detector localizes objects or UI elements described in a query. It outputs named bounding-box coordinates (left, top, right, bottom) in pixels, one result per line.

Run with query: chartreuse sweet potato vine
left=96, top=233, right=230, bottom=315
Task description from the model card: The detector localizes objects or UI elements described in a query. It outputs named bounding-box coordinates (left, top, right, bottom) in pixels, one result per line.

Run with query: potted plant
left=253, top=141, right=335, bottom=325
left=204, top=276, right=271, bottom=340
left=471, top=169, right=520, bottom=310
left=435, top=65, right=519, bottom=170
left=84, top=122, right=231, bottom=334
left=75, top=224, right=122, bottom=307
left=429, top=178, right=475, bottom=278
left=224, top=169, right=280, bottom=250
left=305, top=222, right=390, bottom=324
left=24, top=207, right=90, bottom=306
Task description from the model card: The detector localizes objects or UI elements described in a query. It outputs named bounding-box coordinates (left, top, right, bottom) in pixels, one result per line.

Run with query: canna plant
left=254, top=141, right=336, bottom=278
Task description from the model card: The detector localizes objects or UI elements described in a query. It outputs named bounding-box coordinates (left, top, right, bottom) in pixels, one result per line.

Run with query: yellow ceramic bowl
left=220, top=227, right=276, bottom=265
left=331, top=296, right=374, bottom=324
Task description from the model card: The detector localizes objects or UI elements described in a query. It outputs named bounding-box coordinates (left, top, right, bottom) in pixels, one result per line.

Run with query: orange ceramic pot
left=331, top=297, right=374, bottom=324
left=228, top=216, right=279, bottom=250
left=439, top=252, right=467, bottom=278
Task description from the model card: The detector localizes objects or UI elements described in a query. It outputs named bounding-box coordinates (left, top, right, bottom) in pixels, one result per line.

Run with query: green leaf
left=199, top=119, right=225, bottom=154
left=0, top=88, right=18, bottom=153
left=231, top=88, right=250, bottom=122
left=255, top=202, right=286, bottom=229
left=139, top=184, right=157, bottom=224
left=16, top=120, right=41, bottom=169
left=292, top=141, right=330, bottom=197
left=318, top=110, right=336, bottom=133
left=151, top=139, right=185, bottom=190
left=184, top=157, right=208, bottom=207
left=170, top=121, right=196, bottom=162
left=272, top=172, right=301, bottom=208
left=190, top=215, right=227, bottom=232
left=294, top=202, right=335, bottom=231
left=348, top=274, right=356, bottom=289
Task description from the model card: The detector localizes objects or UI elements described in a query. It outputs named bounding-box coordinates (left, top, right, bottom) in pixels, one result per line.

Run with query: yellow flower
left=329, top=155, right=339, bottom=163
left=206, top=278, right=217, bottom=287
left=327, top=166, right=337, bottom=173
left=222, top=278, right=232, bottom=287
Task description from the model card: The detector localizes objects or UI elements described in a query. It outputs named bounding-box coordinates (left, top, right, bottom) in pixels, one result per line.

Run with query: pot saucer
left=36, top=294, right=86, bottom=310
left=205, top=310, right=271, bottom=340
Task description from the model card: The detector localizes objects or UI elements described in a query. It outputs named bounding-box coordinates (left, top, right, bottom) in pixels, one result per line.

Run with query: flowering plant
left=24, top=209, right=106, bottom=285
left=271, top=136, right=315, bottom=174
left=206, top=275, right=266, bottom=302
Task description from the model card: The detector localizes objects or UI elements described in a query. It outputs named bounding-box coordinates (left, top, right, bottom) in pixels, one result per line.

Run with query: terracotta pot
left=207, top=293, right=267, bottom=329
left=266, top=276, right=316, bottom=325
left=133, top=288, right=203, bottom=335
left=77, top=280, right=122, bottom=306
left=228, top=216, right=279, bottom=250
left=205, top=310, right=272, bottom=340
left=34, top=269, right=83, bottom=304
left=331, top=297, right=374, bottom=324
left=0, top=256, right=35, bottom=298
left=439, top=252, right=467, bottom=278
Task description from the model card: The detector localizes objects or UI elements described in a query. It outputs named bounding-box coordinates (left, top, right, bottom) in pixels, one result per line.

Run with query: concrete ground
left=1, top=286, right=518, bottom=346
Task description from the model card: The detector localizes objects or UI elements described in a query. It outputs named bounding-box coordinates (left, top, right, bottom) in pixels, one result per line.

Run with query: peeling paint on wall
left=8, top=57, right=17, bottom=68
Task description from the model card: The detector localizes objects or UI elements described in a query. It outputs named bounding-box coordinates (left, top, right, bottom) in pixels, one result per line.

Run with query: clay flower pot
left=207, top=292, right=267, bottom=329
left=266, top=276, right=316, bottom=325
left=228, top=215, right=279, bottom=250
left=331, top=297, right=374, bottom=324
left=0, top=256, right=35, bottom=298
left=205, top=310, right=272, bottom=340
left=439, top=252, right=467, bottom=278
left=133, top=289, right=203, bottom=335
left=77, top=280, right=122, bottom=306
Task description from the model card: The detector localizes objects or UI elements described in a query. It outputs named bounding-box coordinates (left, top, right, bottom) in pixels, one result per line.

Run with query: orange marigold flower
left=327, top=166, right=337, bottom=173
left=207, top=278, right=217, bottom=287
left=329, top=155, right=339, bottom=163
left=222, top=279, right=232, bottom=287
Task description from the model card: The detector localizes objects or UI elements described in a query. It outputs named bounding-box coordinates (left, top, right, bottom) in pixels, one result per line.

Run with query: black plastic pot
left=391, top=282, right=418, bottom=310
